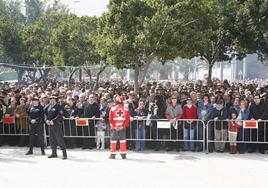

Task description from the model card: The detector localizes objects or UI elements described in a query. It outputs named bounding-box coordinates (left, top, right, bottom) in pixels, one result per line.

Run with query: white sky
left=60, top=0, right=109, bottom=17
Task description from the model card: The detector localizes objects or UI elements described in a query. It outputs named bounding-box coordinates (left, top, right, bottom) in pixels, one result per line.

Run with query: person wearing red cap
left=109, top=96, right=130, bottom=159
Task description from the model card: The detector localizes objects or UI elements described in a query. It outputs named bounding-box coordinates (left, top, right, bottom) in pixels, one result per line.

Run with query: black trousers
left=82, top=120, right=96, bottom=149
left=29, top=123, right=45, bottom=148
left=49, top=124, right=66, bottom=150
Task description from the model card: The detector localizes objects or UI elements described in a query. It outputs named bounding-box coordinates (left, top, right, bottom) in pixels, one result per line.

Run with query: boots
left=230, top=145, right=237, bottom=154
left=62, top=150, right=67, bottom=160
left=48, top=149, right=57, bottom=158
left=25, top=148, right=33, bottom=155
left=230, top=145, right=234, bottom=154
left=121, top=154, right=127, bottom=159
left=109, top=154, right=116, bottom=159
left=233, top=146, right=237, bottom=154
left=41, top=147, right=46, bottom=155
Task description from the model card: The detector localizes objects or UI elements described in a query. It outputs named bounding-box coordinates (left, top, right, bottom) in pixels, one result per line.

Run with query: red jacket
left=228, top=121, right=240, bottom=133
left=182, top=105, right=197, bottom=120
left=109, top=104, right=130, bottom=130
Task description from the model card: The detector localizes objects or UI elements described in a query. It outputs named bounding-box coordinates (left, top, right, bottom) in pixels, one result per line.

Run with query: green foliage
left=0, top=17, right=25, bottom=64
left=25, top=0, right=46, bottom=24
left=51, top=15, right=100, bottom=66
left=235, top=0, right=268, bottom=59
left=22, top=13, right=69, bottom=66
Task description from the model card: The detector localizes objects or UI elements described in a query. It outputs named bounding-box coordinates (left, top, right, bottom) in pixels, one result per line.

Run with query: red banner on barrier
left=75, top=118, right=88, bottom=126
left=243, top=121, right=258, bottom=129
left=3, top=117, right=13, bottom=124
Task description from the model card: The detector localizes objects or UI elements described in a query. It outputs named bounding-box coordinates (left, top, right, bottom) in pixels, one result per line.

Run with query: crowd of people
left=0, top=78, right=268, bottom=155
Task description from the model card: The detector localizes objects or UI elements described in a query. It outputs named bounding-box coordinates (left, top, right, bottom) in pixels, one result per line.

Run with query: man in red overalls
left=109, top=96, right=130, bottom=159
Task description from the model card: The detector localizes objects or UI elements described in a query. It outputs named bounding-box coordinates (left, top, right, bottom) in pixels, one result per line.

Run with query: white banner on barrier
left=157, top=121, right=170, bottom=129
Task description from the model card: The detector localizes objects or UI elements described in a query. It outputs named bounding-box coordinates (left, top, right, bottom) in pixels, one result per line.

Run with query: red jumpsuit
left=109, top=104, right=130, bottom=155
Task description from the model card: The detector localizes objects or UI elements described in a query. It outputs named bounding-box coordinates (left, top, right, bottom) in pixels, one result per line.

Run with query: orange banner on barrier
left=75, top=118, right=88, bottom=126
left=3, top=117, right=13, bottom=124
left=243, top=121, right=258, bottom=129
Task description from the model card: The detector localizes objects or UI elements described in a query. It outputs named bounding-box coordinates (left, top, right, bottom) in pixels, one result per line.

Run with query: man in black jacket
left=45, top=95, right=67, bottom=160
left=209, top=100, right=229, bottom=152
left=82, top=94, right=100, bottom=149
left=249, top=94, right=267, bottom=153
left=26, top=96, right=45, bottom=155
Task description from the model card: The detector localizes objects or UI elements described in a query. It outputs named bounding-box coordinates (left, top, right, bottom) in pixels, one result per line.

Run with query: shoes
left=109, top=154, right=116, bottom=159
left=121, top=154, right=127, bottom=159
left=25, top=149, right=33, bottom=155
left=48, top=149, right=57, bottom=158
left=41, top=148, right=46, bottom=155
left=62, top=150, right=67, bottom=160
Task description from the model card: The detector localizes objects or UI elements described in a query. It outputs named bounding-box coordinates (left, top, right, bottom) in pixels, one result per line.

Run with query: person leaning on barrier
left=26, top=96, right=45, bottom=155
left=249, top=94, right=267, bottom=154
left=14, top=97, right=28, bottom=147
left=5, top=97, right=18, bottom=146
left=133, top=99, right=148, bottom=151
left=209, top=99, right=229, bottom=153
left=82, top=94, right=100, bottom=149
left=182, top=97, right=197, bottom=152
left=165, top=95, right=183, bottom=152
left=149, top=94, right=166, bottom=151
left=236, top=100, right=250, bottom=154
left=44, top=94, right=67, bottom=160
left=196, top=94, right=213, bottom=152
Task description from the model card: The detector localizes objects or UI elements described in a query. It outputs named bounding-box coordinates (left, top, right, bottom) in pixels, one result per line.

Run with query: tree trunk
left=94, top=65, right=107, bottom=90
left=39, top=69, right=50, bottom=87
left=134, top=63, right=140, bottom=94
left=208, top=63, right=213, bottom=86
left=68, top=68, right=79, bottom=88
left=79, top=68, right=82, bottom=82
left=83, top=67, right=93, bottom=89
left=138, top=54, right=156, bottom=87
left=16, top=69, right=24, bottom=83
left=183, top=72, right=189, bottom=81
left=28, top=70, right=37, bottom=83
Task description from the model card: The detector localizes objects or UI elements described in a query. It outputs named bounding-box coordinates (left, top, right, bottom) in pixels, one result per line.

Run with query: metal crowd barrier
left=0, top=116, right=29, bottom=136
left=6, top=116, right=268, bottom=155
left=0, top=116, right=47, bottom=146
left=62, top=117, right=206, bottom=152
left=0, top=117, right=207, bottom=152
left=206, top=119, right=268, bottom=154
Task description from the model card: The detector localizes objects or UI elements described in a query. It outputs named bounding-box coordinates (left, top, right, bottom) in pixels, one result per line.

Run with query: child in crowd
left=228, top=111, right=240, bottom=154
left=95, top=111, right=107, bottom=150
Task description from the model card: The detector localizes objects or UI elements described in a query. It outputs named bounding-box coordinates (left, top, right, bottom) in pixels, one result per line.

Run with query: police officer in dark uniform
left=45, top=95, right=67, bottom=160
left=26, top=96, right=45, bottom=155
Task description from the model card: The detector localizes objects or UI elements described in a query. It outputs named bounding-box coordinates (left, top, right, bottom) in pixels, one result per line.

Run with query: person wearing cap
left=109, top=96, right=130, bottom=159
left=165, top=95, right=183, bottom=151
left=44, top=95, right=67, bottom=159
left=26, top=96, right=45, bottom=155
left=40, top=94, right=49, bottom=107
